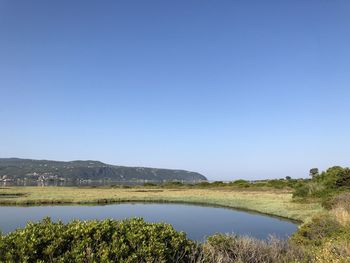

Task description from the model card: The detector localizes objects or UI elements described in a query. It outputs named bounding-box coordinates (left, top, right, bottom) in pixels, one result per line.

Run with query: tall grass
left=330, top=193, right=350, bottom=230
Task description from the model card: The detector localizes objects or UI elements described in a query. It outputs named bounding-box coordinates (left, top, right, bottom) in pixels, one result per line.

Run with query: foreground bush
left=291, top=209, right=350, bottom=262
left=291, top=214, right=344, bottom=246
left=0, top=218, right=197, bottom=263
left=1, top=216, right=350, bottom=262
left=201, top=234, right=308, bottom=263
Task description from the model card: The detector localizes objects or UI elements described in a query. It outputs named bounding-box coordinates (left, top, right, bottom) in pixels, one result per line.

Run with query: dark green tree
left=309, top=168, right=319, bottom=178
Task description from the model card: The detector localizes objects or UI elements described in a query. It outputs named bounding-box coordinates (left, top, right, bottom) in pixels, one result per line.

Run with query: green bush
left=143, top=182, right=157, bottom=187
left=265, top=179, right=289, bottom=189
left=292, top=166, right=350, bottom=203
left=210, top=181, right=226, bottom=187
left=315, top=166, right=349, bottom=189
left=229, top=179, right=250, bottom=188
left=196, top=182, right=211, bottom=187
left=292, top=184, right=310, bottom=198
left=291, top=214, right=343, bottom=246
left=162, top=182, right=185, bottom=188
left=0, top=218, right=197, bottom=263
left=335, top=168, right=350, bottom=187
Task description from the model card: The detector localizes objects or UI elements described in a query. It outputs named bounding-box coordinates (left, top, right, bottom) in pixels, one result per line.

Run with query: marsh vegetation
left=0, top=166, right=349, bottom=262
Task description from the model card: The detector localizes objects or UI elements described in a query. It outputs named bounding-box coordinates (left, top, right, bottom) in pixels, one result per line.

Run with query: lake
left=0, top=203, right=297, bottom=241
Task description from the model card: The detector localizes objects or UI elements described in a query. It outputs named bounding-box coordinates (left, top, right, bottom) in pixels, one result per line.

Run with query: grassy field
left=0, top=186, right=322, bottom=222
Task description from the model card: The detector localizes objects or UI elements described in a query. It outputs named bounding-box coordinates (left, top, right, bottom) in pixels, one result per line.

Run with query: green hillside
left=0, top=158, right=207, bottom=182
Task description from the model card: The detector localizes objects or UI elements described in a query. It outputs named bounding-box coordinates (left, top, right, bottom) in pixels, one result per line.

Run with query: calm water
left=0, top=203, right=297, bottom=241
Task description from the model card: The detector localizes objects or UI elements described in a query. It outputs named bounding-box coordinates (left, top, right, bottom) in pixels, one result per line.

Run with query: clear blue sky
left=1, top=0, right=349, bottom=180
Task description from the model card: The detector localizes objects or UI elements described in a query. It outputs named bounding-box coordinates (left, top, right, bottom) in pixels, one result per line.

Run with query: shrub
left=143, top=183, right=157, bottom=187
left=324, top=192, right=350, bottom=228
left=196, top=182, right=211, bottom=187
left=317, top=166, right=347, bottom=188
left=328, top=192, right=350, bottom=211
left=292, top=166, right=350, bottom=202
left=322, top=192, right=350, bottom=211
left=210, top=181, right=226, bottom=187
left=311, top=239, right=350, bottom=263
left=335, top=168, right=350, bottom=187
left=162, top=182, right=185, bottom=188
left=194, top=181, right=228, bottom=188
left=229, top=180, right=250, bottom=188
left=292, top=184, right=310, bottom=198
left=248, top=179, right=299, bottom=189
left=265, top=179, right=288, bottom=189
left=202, top=234, right=307, bottom=263
left=0, top=218, right=198, bottom=263
left=291, top=214, right=342, bottom=246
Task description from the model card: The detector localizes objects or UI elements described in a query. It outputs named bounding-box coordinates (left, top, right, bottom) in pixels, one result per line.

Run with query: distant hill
left=0, top=158, right=207, bottom=182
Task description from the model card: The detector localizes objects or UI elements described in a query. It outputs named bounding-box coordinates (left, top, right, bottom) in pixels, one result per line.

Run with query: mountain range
left=0, top=158, right=207, bottom=182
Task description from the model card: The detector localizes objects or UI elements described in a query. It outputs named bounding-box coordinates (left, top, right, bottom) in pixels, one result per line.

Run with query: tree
left=335, top=168, right=350, bottom=187
left=309, top=168, right=319, bottom=178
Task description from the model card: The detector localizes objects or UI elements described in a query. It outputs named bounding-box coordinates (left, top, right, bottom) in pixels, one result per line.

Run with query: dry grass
left=329, top=192, right=350, bottom=227
left=0, top=186, right=323, bottom=222
left=200, top=234, right=308, bottom=263
left=332, top=207, right=350, bottom=228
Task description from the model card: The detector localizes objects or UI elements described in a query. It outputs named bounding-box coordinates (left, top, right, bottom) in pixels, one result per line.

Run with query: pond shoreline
left=0, top=203, right=298, bottom=240
left=0, top=198, right=302, bottom=224
left=0, top=187, right=322, bottom=222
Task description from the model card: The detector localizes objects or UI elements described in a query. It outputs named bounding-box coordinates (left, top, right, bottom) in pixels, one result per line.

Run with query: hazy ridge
left=0, top=158, right=207, bottom=182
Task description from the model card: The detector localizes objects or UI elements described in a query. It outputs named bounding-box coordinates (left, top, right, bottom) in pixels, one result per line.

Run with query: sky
left=1, top=0, right=350, bottom=180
